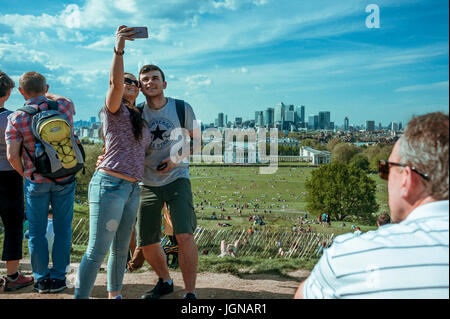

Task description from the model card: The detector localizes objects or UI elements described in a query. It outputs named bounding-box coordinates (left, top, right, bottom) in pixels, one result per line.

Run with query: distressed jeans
left=74, top=170, right=140, bottom=299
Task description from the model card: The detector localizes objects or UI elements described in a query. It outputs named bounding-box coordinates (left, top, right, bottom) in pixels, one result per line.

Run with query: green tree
left=363, top=144, right=394, bottom=172
left=305, top=162, right=378, bottom=223
left=331, top=143, right=360, bottom=163
left=327, top=137, right=343, bottom=152
left=75, top=143, right=103, bottom=200
left=350, top=153, right=370, bottom=172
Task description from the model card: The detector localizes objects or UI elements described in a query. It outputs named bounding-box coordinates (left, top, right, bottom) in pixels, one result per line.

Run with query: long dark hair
left=122, top=97, right=145, bottom=142
left=123, top=72, right=146, bottom=142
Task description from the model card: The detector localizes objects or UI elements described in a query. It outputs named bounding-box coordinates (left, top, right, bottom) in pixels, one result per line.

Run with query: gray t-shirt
left=141, top=97, right=196, bottom=187
left=0, top=108, right=13, bottom=171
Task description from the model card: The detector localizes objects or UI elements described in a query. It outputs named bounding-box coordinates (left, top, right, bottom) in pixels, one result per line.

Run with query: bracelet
left=114, top=47, right=124, bottom=56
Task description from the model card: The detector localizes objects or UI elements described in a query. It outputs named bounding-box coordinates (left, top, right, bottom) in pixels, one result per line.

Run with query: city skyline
left=0, top=0, right=448, bottom=126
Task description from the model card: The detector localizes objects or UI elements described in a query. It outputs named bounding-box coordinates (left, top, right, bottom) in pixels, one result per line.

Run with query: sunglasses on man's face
left=124, top=77, right=140, bottom=88
left=378, top=160, right=429, bottom=181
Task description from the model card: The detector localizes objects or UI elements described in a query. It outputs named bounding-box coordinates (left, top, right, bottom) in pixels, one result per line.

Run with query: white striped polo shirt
left=303, top=200, right=449, bottom=299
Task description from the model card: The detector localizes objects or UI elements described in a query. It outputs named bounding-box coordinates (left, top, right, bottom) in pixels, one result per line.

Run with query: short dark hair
left=19, top=71, right=47, bottom=95
left=139, top=64, right=165, bottom=82
left=377, top=213, right=391, bottom=226
left=0, top=70, right=15, bottom=98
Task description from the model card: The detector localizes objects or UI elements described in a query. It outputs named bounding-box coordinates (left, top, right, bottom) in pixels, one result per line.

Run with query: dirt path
left=0, top=260, right=309, bottom=299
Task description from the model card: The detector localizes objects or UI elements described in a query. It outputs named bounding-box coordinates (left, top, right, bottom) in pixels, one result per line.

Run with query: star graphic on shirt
left=151, top=125, right=167, bottom=141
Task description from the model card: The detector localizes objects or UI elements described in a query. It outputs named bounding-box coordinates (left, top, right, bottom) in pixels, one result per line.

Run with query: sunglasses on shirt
left=124, top=78, right=140, bottom=88
left=378, top=160, right=429, bottom=181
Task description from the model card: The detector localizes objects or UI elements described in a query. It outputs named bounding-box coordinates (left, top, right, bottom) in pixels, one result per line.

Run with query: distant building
left=275, top=102, right=285, bottom=124
left=299, top=146, right=331, bottom=165
left=318, top=111, right=331, bottom=130
left=217, top=113, right=224, bottom=128
left=255, top=111, right=264, bottom=127
left=264, top=108, right=274, bottom=127
left=366, top=120, right=375, bottom=132
left=344, top=117, right=349, bottom=131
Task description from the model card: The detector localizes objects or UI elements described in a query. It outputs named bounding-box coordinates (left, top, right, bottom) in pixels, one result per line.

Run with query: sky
left=0, top=0, right=448, bottom=127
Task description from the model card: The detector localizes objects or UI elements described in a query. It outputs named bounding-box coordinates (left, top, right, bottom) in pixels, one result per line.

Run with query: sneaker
left=34, top=278, right=51, bottom=294
left=4, top=273, right=34, bottom=292
left=0, top=277, right=5, bottom=289
left=49, top=278, right=67, bottom=293
left=141, top=278, right=174, bottom=299
left=113, top=294, right=123, bottom=299
left=184, top=293, right=197, bottom=299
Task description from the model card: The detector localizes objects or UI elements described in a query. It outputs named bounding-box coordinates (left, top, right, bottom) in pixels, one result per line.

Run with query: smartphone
left=130, top=27, right=148, bottom=39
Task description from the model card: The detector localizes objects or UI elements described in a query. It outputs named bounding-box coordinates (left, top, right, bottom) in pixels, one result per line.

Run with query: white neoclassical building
left=299, top=146, right=331, bottom=165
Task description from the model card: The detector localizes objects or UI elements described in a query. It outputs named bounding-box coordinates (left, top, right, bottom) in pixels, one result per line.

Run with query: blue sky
left=0, top=0, right=448, bottom=126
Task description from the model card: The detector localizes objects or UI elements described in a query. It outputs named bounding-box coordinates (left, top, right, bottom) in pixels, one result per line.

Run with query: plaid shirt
left=5, top=96, right=75, bottom=183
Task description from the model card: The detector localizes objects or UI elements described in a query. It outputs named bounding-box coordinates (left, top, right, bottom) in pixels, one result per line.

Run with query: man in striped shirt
left=295, top=112, right=449, bottom=299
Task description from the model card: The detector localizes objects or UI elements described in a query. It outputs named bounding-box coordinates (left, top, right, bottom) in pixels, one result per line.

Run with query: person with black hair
left=0, top=70, right=34, bottom=292
left=74, top=26, right=151, bottom=299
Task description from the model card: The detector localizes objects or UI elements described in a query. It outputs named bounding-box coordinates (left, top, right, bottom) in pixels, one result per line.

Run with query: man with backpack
left=6, top=71, right=79, bottom=294
left=135, top=64, right=200, bottom=300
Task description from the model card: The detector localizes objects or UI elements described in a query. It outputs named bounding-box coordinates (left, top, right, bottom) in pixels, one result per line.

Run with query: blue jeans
left=74, top=170, right=140, bottom=299
left=24, top=178, right=76, bottom=281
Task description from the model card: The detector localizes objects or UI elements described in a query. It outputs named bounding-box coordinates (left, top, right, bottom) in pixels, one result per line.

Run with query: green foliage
left=305, top=162, right=379, bottom=222
left=326, top=137, right=343, bottom=152
left=362, top=144, right=394, bottom=172
left=75, top=143, right=103, bottom=200
left=331, top=143, right=360, bottom=163
left=300, top=139, right=327, bottom=151
left=349, top=153, right=370, bottom=172
left=278, top=144, right=300, bottom=155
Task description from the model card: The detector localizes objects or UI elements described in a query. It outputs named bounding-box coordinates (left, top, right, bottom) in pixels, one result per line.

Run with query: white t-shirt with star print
left=140, top=97, right=197, bottom=187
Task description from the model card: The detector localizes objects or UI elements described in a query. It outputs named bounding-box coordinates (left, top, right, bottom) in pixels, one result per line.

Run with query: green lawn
left=0, top=165, right=385, bottom=275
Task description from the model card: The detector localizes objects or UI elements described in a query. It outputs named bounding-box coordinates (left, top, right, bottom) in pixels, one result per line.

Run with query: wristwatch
left=114, top=47, right=124, bottom=56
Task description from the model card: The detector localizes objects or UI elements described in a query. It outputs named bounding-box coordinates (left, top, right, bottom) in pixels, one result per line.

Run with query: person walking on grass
left=0, top=70, right=34, bottom=292
left=74, top=26, right=151, bottom=299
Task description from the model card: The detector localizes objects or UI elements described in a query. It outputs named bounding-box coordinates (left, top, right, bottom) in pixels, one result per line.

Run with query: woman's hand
left=115, top=25, right=136, bottom=52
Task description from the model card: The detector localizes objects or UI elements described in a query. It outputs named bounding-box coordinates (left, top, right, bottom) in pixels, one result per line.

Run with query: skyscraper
left=255, top=111, right=264, bottom=127
left=344, top=117, right=349, bottom=131
left=308, top=115, right=318, bottom=130
left=275, top=102, right=285, bottom=124
left=318, top=111, right=330, bottom=130
left=300, top=105, right=305, bottom=123
left=264, top=107, right=274, bottom=127
left=366, top=121, right=375, bottom=132
left=218, top=113, right=224, bottom=128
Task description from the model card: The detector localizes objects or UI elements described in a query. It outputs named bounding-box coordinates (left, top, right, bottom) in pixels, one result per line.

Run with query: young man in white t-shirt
left=136, top=64, right=200, bottom=300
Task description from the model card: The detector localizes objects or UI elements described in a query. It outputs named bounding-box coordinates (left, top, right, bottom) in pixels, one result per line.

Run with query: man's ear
left=45, top=84, right=49, bottom=93
left=18, top=87, right=26, bottom=98
left=4, top=88, right=12, bottom=101
left=163, top=81, right=167, bottom=90
left=401, top=166, right=425, bottom=202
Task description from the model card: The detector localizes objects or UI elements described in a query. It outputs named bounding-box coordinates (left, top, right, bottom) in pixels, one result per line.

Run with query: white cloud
left=185, top=75, right=212, bottom=87
left=114, top=0, right=138, bottom=13
left=395, top=81, right=449, bottom=92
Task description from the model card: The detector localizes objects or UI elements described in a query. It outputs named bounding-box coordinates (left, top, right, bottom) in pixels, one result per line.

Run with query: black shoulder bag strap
left=136, top=100, right=185, bottom=129
left=0, top=108, right=8, bottom=114
left=175, top=99, right=185, bottom=129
